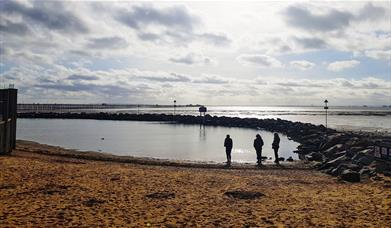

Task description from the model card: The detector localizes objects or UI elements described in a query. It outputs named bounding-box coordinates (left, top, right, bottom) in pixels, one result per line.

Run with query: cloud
left=274, top=80, right=329, bottom=88
left=364, top=50, right=391, bottom=61
left=284, top=3, right=387, bottom=33
left=116, top=4, right=199, bottom=31
left=0, top=19, right=30, bottom=35
left=293, top=37, right=327, bottom=49
left=237, top=54, right=283, bottom=68
left=0, top=0, right=88, bottom=34
left=197, top=32, right=231, bottom=46
left=115, top=4, right=230, bottom=46
left=138, top=73, right=191, bottom=82
left=36, top=82, right=135, bottom=96
left=87, top=36, right=128, bottom=49
left=290, top=60, right=315, bottom=70
left=284, top=6, right=353, bottom=32
left=169, top=53, right=216, bottom=65
left=67, top=74, right=99, bottom=81
left=193, top=74, right=228, bottom=84
left=327, top=60, right=360, bottom=71
left=357, top=3, right=386, bottom=21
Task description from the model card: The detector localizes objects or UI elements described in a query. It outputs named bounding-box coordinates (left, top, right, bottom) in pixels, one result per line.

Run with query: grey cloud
left=169, top=53, right=215, bottom=65
left=193, top=75, right=228, bottom=84
left=361, top=82, right=380, bottom=89
left=115, top=4, right=230, bottom=46
left=137, top=31, right=191, bottom=44
left=38, top=78, right=55, bottom=84
left=293, top=37, right=327, bottom=49
left=68, top=50, right=90, bottom=57
left=0, top=0, right=88, bottom=34
left=67, top=74, right=99, bottom=81
left=197, top=33, right=231, bottom=46
left=254, top=79, right=268, bottom=85
left=87, top=36, right=128, bottom=49
left=284, top=6, right=353, bottom=32
left=169, top=55, right=196, bottom=65
left=137, top=32, right=161, bottom=42
left=357, top=3, right=386, bottom=21
left=116, top=5, right=199, bottom=31
left=139, top=73, right=191, bottom=82
left=0, top=19, right=30, bottom=35
left=0, top=46, right=11, bottom=56
left=276, top=82, right=302, bottom=87
left=36, top=82, right=136, bottom=96
left=237, top=54, right=282, bottom=68
left=284, top=4, right=387, bottom=32
left=275, top=81, right=328, bottom=88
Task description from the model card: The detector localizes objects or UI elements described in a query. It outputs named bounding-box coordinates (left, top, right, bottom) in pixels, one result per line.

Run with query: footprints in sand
left=146, top=192, right=176, bottom=199
left=224, top=191, right=265, bottom=200
left=144, top=190, right=265, bottom=200
left=83, top=198, right=106, bottom=207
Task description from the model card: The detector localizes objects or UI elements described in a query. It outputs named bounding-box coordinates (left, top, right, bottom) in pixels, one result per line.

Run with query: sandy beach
left=1, top=141, right=390, bottom=227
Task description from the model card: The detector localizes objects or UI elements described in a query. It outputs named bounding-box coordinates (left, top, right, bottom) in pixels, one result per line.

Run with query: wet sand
left=1, top=141, right=390, bottom=227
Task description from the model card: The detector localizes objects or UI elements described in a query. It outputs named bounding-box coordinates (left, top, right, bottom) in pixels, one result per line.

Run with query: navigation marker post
left=324, top=99, right=329, bottom=137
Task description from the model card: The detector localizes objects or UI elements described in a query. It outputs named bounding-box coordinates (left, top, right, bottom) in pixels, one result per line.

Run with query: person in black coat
left=272, top=133, right=280, bottom=164
left=253, top=134, right=264, bottom=165
left=224, top=134, right=233, bottom=165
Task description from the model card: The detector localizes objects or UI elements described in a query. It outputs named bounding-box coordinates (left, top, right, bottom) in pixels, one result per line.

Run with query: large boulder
left=319, top=155, right=350, bottom=170
left=306, top=152, right=324, bottom=161
left=323, top=144, right=344, bottom=157
left=340, top=170, right=361, bottom=182
left=359, top=167, right=377, bottom=177
left=352, top=150, right=375, bottom=166
left=320, top=134, right=350, bottom=151
left=356, top=156, right=374, bottom=166
left=330, top=163, right=361, bottom=176
left=369, top=161, right=391, bottom=173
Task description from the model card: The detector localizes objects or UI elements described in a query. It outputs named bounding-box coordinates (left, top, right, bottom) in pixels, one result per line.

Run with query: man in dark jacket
left=272, top=133, right=280, bottom=165
left=224, top=135, right=233, bottom=165
left=253, top=134, right=264, bottom=165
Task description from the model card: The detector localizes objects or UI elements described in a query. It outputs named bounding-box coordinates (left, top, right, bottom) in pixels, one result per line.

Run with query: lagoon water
left=17, top=118, right=299, bottom=163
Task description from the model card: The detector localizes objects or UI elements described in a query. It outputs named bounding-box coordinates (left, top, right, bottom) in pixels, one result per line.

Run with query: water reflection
left=199, top=125, right=206, bottom=141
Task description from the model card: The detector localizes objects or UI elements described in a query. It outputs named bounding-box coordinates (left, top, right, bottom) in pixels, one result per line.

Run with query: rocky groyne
left=18, top=112, right=391, bottom=182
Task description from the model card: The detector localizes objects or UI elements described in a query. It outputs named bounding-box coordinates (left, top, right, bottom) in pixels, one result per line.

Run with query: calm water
left=17, top=119, right=299, bottom=163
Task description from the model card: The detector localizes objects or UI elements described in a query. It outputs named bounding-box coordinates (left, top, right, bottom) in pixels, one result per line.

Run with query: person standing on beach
left=224, top=135, right=233, bottom=165
left=272, top=133, right=280, bottom=165
left=253, top=134, right=264, bottom=165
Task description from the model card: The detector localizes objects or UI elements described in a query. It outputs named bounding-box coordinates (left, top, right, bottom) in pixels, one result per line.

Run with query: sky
left=0, top=0, right=390, bottom=106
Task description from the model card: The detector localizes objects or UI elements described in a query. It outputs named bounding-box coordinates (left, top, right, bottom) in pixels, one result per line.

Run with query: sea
left=78, top=105, right=391, bottom=132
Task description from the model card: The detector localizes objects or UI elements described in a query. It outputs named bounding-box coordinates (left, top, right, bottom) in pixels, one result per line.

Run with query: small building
left=0, top=88, right=17, bottom=154
left=199, top=105, right=207, bottom=115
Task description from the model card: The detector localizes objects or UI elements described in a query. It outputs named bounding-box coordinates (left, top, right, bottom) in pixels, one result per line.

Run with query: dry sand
left=0, top=141, right=390, bottom=227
